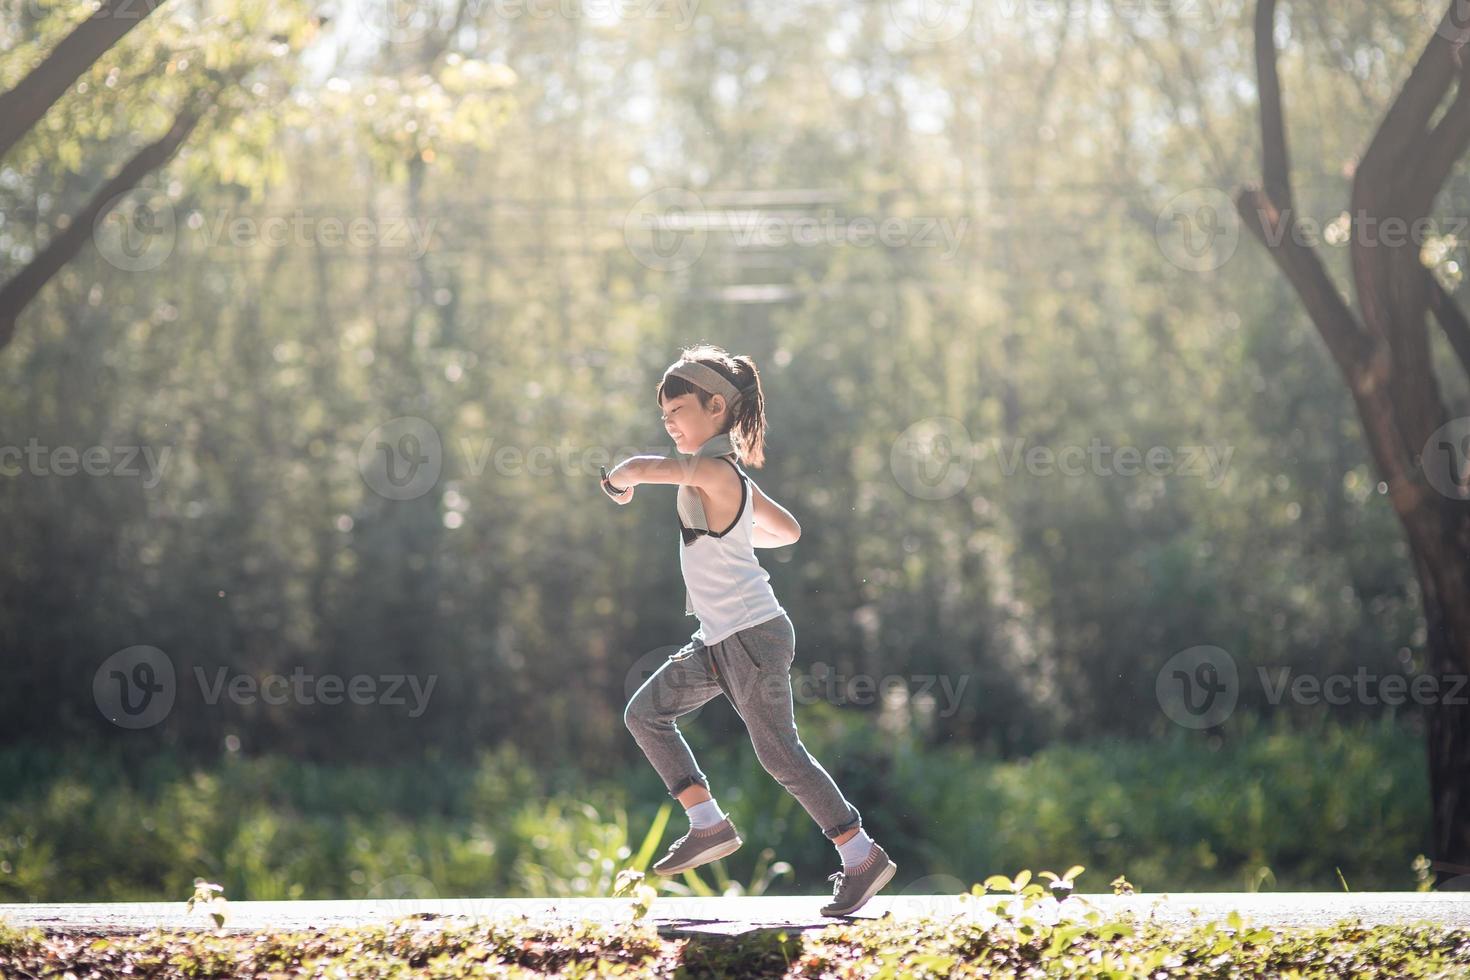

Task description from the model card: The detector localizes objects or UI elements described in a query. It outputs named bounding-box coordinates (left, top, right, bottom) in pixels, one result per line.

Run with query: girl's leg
left=624, top=640, right=725, bottom=803
left=677, top=784, right=712, bottom=806
left=718, top=614, right=863, bottom=841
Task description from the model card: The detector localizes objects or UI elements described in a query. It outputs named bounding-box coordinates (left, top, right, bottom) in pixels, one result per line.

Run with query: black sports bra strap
left=676, top=455, right=748, bottom=541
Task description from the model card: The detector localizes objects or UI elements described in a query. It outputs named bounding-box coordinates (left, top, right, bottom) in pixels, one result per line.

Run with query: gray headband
left=664, top=360, right=752, bottom=410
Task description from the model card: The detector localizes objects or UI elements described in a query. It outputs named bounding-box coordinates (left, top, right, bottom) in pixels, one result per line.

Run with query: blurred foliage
left=1, top=0, right=1462, bottom=763
left=3, top=0, right=1468, bottom=893
left=0, top=713, right=1429, bottom=902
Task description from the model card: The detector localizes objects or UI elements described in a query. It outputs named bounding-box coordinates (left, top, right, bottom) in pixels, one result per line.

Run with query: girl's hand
left=600, top=465, right=635, bottom=505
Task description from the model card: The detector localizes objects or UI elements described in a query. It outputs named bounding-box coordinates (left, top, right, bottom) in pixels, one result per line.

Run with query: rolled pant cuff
left=823, top=811, right=863, bottom=840
left=668, top=774, right=708, bottom=798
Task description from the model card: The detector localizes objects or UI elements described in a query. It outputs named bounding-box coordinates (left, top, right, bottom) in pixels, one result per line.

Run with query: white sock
left=836, top=829, right=875, bottom=869
left=685, top=798, right=725, bottom=830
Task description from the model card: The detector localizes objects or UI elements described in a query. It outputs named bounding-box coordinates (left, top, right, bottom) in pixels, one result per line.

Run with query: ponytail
left=727, top=354, right=767, bottom=468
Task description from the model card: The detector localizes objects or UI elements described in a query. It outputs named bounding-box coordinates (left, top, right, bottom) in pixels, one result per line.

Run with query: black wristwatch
left=600, top=466, right=628, bottom=497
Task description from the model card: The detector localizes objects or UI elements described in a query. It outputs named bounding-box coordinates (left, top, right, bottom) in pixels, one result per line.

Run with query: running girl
left=603, top=343, right=897, bottom=917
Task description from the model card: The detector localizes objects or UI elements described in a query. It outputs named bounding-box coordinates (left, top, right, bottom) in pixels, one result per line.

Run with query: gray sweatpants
left=623, top=611, right=864, bottom=841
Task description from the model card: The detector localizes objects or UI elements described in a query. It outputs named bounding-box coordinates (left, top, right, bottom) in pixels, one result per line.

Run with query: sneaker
left=651, top=817, right=743, bottom=876
left=820, top=841, right=897, bottom=916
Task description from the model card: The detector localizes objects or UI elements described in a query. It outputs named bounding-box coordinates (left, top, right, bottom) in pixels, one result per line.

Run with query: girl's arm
left=606, top=454, right=732, bottom=490
left=749, top=480, right=801, bottom=548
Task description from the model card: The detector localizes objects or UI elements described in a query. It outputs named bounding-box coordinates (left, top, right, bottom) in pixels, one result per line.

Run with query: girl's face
left=660, top=392, right=728, bottom=453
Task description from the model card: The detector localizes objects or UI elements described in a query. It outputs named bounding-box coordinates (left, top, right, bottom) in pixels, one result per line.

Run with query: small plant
left=185, top=877, right=229, bottom=928
left=1039, top=864, right=1085, bottom=901
left=1110, top=873, right=1134, bottom=895
left=976, top=865, right=1084, bottom=908
left=611, top=868, right=657, bottom=922
left=1412, top=854, right=1433, bottom=892
left=963, top=867, right=1135, bottom=952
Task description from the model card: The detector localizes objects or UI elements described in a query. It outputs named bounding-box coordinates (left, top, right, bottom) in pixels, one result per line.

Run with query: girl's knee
left=751, top=730, right=804, bottom=769
left=625, top=694, right=672, bottom=733
left=623, top=698, right=647, bottom=732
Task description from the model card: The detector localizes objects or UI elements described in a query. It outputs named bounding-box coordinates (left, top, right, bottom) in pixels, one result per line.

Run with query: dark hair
left=655, top=343, right=768, bottom=468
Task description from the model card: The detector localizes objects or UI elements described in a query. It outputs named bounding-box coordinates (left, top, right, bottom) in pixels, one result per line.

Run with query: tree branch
left=1427, top=272, right=1470, bottom=381
left=1358, top=1, right=1470, bottom=191
left=1254, top=0, right=1292, bottom=212
left=0, top=101, right=204, bottom=350
left=0, top=0, right=170, bottom=161
left=1412, top=64, right=1470, bottom=213
left=1235, top=186, right=1371, bottom=381
left=1241, top=0, right=1369, bottom=379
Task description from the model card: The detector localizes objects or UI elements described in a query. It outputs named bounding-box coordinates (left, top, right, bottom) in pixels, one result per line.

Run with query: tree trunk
left=0, top=0, right=170, bottom=161
left=1237, top=0, right=1470, bottom=888
left=1422, top=566, right=1470, bottom=889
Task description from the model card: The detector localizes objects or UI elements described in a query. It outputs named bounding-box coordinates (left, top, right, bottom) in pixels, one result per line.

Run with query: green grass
left=0, top=710, right=1434, bottom=903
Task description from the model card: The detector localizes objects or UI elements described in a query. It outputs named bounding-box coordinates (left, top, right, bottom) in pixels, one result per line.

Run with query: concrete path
left=2, top=893, right=1467, bottom=939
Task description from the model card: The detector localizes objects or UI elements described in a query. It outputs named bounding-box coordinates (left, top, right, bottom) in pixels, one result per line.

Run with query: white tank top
left=678, top=456, right=787, bottom=646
